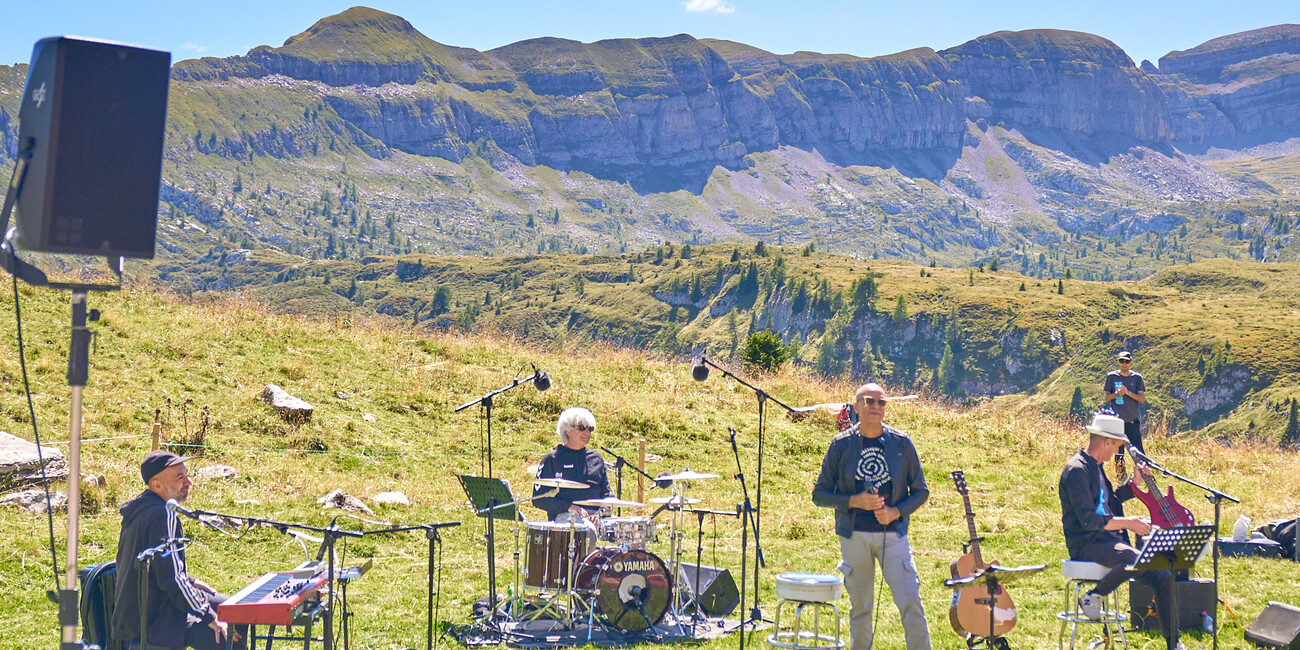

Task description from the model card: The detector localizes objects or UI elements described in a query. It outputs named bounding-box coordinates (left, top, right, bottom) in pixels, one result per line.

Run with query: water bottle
left=1201, top=610, right=1214, bottom=633
left=1114, top=381, right=1124, bottom=405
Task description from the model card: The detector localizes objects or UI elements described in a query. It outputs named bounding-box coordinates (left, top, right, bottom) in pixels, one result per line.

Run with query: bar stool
left=1058, top=560, right=1128, bottom=650
left=767, top=572, right=845, bottom=650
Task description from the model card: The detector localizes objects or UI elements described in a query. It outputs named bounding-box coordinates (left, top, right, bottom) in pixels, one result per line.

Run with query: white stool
left=767, top=573, right=845, bottom=650
left=1057, top=560, right=1128, bottom=650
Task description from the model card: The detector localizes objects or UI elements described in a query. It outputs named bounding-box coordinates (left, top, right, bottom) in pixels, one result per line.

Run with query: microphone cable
left=11, top=273, right=63, bottom=597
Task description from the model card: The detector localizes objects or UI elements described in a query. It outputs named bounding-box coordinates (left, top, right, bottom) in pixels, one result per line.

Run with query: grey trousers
left=838, top=531, right=931, bottom=650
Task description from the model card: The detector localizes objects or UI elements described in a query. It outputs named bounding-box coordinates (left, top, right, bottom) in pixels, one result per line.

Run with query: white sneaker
left=1078, top=592, right=1104, bottom=620
left=1172, top=643, right=1188, bottom=650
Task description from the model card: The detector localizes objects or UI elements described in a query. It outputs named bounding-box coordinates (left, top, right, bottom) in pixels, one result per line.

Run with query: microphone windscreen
left=535, top=371, right=551, bottom=391
left=691, top=360, right=709, bottom=382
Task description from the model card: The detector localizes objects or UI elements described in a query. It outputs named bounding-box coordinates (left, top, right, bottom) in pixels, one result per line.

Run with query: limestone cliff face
left=165, top=8, right=1300, bottom=191
left=1153, top=25, right=1300, bottom=146
left=942, top=30, right=1171, bottom=144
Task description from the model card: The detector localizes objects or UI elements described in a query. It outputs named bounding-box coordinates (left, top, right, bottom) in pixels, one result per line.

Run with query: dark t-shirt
left=852, top=435, right=895, bottom=532
left=1103, top=370, right=1145, bottom=423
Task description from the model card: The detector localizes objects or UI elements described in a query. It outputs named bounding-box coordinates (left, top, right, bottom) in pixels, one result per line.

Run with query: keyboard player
left=112, top=450, right=247, bottom=650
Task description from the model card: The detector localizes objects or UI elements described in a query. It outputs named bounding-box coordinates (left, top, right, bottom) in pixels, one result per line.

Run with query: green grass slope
left=0, top=280, right=1296, bottom=649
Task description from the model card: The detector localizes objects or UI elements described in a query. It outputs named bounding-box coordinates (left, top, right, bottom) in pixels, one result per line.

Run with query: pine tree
left=1284, top=399, right=1300, bottom=446
left=1069, top=387, right=1085, bottom=422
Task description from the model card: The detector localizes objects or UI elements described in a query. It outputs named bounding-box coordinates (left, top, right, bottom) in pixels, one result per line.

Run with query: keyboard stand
left=243, top=595, right=328, bottom=650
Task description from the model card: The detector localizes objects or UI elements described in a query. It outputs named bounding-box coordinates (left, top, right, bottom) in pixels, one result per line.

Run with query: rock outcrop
left=0, top=431, right=68, bottom=490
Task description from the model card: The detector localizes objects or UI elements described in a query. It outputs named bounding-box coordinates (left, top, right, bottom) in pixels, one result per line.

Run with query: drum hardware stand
left=358, top=523, right=460, bottom=650
left=455, top=366, right=550, bottom=479
left=682, top=507, right=740, bottom=631
left=1127, top=447, right=1237, bottom=650
left=694, top=355, right=797, bottom=623
left=601, top=445, right=663, bottom=517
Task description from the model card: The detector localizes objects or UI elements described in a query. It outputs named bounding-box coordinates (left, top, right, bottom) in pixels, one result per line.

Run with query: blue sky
left=1, top=1, right=1296, bottom=69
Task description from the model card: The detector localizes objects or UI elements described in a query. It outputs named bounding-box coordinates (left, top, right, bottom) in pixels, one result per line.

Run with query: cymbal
left=573, top=497, right=646, bottom=509
left=534, top=477, right=588, bottom=489
left=658, top=469, right=720, bottom=481
left=649, top=496, right=702, bottom=505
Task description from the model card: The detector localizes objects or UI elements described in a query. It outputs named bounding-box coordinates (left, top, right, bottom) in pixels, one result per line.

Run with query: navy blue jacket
left=812, top=424, right=929, bottom=538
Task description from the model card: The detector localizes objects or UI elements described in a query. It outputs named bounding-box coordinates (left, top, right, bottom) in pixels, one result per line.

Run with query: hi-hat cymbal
left=534, top=477, right=588, bottom=489
left=573, top=497, right=646, bottom=509
left=658, top=469, right=720, bottom=481
left=649, top=496, right=702, bottom=505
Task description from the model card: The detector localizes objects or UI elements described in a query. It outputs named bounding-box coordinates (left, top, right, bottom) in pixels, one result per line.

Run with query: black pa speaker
left=1246, top=602, right=1300, bottom=649
left=678, top=563, right=739, bottom=617
left=14, top=36, right=169, bottom=258
left=1128, top=578, right=1216, bottom=631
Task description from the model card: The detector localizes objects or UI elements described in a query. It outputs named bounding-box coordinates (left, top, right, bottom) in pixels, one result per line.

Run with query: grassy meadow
left=0, top=282, right=1297, bottom=649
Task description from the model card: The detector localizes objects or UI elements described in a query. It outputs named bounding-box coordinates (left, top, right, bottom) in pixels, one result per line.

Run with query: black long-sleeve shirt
left=112, top=490, right=216, bottom=647
left=1059, top=449, right=1134, bottom=557
left=531, top=446, right=612, bottom=520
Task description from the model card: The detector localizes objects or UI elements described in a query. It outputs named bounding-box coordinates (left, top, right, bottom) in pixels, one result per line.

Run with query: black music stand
left=943, top=564, right=1046, bottom=650
left=459, top=476, right=519, bottom=638
left=1129, top=525, right=1214, bottom=650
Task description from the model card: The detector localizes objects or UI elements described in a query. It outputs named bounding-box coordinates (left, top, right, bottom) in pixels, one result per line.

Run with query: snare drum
left=524, top=521, right=594, bottom=589
left=598, top=517, right=658, bottom=549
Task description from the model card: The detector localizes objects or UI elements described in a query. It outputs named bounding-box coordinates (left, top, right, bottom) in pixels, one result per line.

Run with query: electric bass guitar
left=948, top=471, right=1017, bottom=639
left=1129, top=460, right=1195, bottom=528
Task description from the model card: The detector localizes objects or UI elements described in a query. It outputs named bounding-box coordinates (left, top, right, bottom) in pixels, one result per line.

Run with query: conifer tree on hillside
left=1284, top=398, right=1300, bottom=447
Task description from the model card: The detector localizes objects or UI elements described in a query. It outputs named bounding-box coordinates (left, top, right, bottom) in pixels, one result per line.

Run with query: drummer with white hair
left=532, top=407, right=614, bottom=521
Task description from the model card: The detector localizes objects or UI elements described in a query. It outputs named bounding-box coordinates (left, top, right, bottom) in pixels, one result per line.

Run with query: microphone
left=166, top=499, right=199, bottom=520
left=691, top=356, right=709, bottom=382
left=532, top=363, right=551, bottom=391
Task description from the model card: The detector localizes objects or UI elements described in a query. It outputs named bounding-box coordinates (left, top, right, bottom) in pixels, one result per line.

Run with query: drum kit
left=506, top=468, right=729, bottom=638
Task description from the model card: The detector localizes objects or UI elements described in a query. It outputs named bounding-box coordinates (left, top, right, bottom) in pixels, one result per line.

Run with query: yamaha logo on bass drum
left=613, top=559, right=657, bottom=573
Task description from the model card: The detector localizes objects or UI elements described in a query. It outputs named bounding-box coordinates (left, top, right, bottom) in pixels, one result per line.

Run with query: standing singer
left=813, top=383, right=931, bottom=650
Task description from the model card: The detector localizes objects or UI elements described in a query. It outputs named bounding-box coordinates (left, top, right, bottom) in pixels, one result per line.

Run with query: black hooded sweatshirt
left=112, top=490, right=216, bottom=647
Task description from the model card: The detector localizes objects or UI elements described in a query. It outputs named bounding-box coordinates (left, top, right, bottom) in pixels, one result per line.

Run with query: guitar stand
left=963, top=574, right=1013, bottom=650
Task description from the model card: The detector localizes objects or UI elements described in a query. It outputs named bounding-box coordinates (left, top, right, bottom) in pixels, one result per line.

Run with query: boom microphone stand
left=728, top=427, right=755, bottom=650
left=1128, top=446, right=1238, bottom=650
left=167, top=505, right=364, bottom=650
left=358, top=523, right=461, bottom=650
left=455, top=365, right=550, bottom=478
left=601, top=445, right=664, bottom=513
left=693, top=354, right=797, bottom=622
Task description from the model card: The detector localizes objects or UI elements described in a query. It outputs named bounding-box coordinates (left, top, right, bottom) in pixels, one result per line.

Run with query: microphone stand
left=1130, top=449, right=1238, bottom=650
left=455, top=368, right=548, bottom=478
left=135, top=537, right=191, bottom=650
left=360, top=522, right=461, bottom=650
left=697, top=355, right=797, bottom=622
left=176, top=507, right=364, bottom=650
left=601, top=446, right=662, bottom=515
left=728, top=428, right=754, bottom=650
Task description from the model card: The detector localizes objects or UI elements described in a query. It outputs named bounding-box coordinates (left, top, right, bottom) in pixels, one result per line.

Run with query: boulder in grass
left=191, top=465, right=239, bottom=481
left=0, top=431, right=69, bottom=490
left=261, top=384, right=313, bottom=423
left=317, top=489, right=375, bottom=516
left=1, top=488, right=68, bottom=513
left=373, top=491, right=410, bottom=506
left=363, top=413, right=376, bottom=423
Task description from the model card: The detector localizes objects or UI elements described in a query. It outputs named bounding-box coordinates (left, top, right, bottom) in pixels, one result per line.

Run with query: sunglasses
left=1118, top=360, right=1132, bottom=364
left=574, top=424, right=595, bottom=433
left=858, top=397, right=888, bottom=406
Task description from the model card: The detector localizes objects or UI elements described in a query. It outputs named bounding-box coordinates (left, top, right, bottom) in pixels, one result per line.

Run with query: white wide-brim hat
left=1084, top=413, right=1128, bottom=441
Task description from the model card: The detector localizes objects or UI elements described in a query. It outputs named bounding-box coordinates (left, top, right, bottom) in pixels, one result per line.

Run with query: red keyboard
left=217, top=571, right=328, bottom=625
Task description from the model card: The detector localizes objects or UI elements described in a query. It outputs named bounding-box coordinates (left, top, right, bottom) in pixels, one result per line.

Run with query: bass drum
left=575, top=548, right=672, bottom=632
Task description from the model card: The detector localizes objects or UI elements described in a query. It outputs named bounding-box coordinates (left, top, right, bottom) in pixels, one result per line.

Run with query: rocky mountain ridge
left=166, top=9, right=1299, bottom=191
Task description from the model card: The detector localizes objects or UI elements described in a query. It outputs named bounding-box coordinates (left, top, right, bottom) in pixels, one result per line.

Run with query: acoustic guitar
left=1129, top=461, right=1195, bottom=528
left=948, top=471, right=1017, bottom=639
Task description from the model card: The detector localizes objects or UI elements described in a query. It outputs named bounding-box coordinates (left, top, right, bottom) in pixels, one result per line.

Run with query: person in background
left=1103, top=350, right=1146, bottom=455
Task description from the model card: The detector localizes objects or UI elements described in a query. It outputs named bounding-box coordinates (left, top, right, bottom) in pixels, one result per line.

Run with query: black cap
left=140, top=450, right=193, bottom=484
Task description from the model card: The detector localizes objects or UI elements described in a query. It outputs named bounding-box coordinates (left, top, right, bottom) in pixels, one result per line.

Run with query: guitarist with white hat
left=1059, top=413, right=1183, bottom=650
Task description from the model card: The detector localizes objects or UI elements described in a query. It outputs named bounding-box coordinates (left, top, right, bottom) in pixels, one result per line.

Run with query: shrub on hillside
left=742, top=330, right=790, bottom=372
